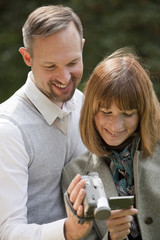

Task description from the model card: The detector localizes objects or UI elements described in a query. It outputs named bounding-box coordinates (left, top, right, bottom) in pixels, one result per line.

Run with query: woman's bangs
left=116, top=84, right=139, bottom=110
left=99, top=83, right=139, bottom=111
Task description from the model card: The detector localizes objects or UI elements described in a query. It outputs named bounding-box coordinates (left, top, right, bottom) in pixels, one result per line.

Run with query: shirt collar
left=23, top=71, right=78, bottom=125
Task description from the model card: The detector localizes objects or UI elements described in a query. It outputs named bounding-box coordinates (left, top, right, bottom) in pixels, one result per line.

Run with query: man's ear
left=19, top=47, right=32, bottom=67
left=82, top=38, right=85, bottom=48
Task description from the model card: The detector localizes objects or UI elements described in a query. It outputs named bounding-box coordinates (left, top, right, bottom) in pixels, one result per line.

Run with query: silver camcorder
left=82, top=172, right=111, bottom=220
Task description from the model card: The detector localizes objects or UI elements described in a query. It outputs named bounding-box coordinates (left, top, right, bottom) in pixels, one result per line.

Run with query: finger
left=113, top=222, right=131, bottom=232
left=68, top=174, right=81, bottom=195
left=77, top=205, right=84, bottom=217
left=110, top=208, right=138, bottom=219
left=109, top=221, right=131, bottom=233
left=69, top=179, right=86, bottom=204
left=73, top=188, right=85, bottom=211
left=110, top=228, right=131, bottom=240
left=107, top=215, right=133, bottom=228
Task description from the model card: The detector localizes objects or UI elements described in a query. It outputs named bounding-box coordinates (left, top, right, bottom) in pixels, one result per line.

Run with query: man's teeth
left=55, top=83, right=68, bottom=88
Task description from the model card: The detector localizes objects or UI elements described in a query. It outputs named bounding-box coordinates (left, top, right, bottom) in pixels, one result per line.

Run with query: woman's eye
left=101, top=110, right=110, bottom=115
left=123, top=113, right=133, bottom=117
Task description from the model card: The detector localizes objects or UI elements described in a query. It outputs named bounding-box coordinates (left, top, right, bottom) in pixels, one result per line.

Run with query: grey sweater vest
left=0, top=88, right=85, bottom=224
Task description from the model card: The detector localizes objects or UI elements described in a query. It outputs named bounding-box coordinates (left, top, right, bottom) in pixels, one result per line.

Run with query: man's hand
left=106, top=207, right=138, bottom=240
left=64, top=174, right=92, bottom=240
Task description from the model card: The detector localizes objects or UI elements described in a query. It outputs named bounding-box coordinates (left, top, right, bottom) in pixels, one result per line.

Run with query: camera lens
left=94, top=206, right=111, bottom=220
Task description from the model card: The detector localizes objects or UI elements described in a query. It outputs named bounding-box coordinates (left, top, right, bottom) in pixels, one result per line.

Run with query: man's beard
left=46, top=78, right=76, bottom=103
left=33, top=76, right=78, bottom=103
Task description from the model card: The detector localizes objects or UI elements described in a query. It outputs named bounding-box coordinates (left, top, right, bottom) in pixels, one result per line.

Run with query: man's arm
left=0, top=119, right=66, bottom=240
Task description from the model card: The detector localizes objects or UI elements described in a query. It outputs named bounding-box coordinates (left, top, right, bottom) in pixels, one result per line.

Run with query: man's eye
left=43, top=64, right=56, bottom=70
left=46, top=66, right=55, bottom=69
left=68, top=62, right=77, bottom=67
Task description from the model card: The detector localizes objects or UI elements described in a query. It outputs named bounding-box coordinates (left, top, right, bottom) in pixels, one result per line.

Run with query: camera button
left=144, top=217, right=153, bottom=225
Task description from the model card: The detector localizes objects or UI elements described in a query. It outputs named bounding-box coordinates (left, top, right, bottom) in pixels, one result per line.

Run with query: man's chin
left=49, top=92, right=75, bottom=103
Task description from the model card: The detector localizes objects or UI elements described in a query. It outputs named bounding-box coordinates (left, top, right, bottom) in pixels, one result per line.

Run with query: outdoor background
left=1, top=0, right=160, bottom=102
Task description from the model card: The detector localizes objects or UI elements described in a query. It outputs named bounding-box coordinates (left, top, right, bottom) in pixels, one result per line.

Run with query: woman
left=62, top=48, right=160, bottom=240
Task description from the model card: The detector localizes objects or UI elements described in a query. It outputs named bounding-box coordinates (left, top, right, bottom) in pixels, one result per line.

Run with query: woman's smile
left=104, top=128, right=127, bottom=137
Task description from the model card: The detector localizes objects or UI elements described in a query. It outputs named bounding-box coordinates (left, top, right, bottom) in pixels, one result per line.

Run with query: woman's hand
left=106, top=207, right=138, bottom=240
left=64, top=174, right=92, bottom=240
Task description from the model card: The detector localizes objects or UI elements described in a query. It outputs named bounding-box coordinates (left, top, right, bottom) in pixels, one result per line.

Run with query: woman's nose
left=109, top=116, right=123, bottom=132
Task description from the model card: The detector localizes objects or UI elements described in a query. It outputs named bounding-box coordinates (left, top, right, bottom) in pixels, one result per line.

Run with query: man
left=0, top=5, right=89, bottom=239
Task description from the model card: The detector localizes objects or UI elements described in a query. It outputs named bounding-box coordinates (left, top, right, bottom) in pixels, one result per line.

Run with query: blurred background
left=1, top=0, right=160, bottom=102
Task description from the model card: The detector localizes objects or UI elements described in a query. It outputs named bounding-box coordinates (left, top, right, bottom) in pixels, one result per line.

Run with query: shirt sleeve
left=0, top=119, right=66, bottom=240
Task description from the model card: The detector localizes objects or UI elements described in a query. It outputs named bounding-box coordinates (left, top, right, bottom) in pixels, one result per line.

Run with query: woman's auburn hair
left=80, top=48, right=160, bottom=158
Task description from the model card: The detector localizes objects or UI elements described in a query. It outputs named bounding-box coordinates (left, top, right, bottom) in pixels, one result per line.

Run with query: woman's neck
left=106, top=136, right=135, bottom=153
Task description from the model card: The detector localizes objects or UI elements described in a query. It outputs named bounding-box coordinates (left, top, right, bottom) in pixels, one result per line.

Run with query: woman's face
left=95, top=101, right=139, bottom=146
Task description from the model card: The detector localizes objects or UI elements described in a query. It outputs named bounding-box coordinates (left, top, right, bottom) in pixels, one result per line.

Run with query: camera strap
left=64, top=191, right=86, bottom=225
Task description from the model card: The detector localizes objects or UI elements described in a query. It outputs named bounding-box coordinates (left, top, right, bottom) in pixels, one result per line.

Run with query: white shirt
left=0, top=72, right=83, bottom=240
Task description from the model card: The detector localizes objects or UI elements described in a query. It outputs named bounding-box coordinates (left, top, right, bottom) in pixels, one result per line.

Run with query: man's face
left=30, top=22, right=84, bottom=107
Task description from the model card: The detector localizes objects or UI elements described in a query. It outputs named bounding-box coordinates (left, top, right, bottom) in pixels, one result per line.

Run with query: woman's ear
left=19, top=47, right=32, bottom=67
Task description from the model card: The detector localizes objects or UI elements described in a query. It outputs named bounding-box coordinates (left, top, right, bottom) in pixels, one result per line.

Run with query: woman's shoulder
left=62, top=151, right=94, bottom=192
left=64, top=151, right=93, bottom=176
left=153, top=141, right=160, bottom=156
left=62, top=151, right=107, bottom=185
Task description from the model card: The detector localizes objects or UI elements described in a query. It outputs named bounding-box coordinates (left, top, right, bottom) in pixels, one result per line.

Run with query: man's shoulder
left=0, top=93, right=17, bottom=114
left=0, top=87, right=37, bottom=127
left=0, top=89, right=26, bottom=115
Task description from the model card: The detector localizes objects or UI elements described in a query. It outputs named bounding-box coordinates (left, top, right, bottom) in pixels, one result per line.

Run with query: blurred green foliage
left=1, top=0, right=160, bottom=102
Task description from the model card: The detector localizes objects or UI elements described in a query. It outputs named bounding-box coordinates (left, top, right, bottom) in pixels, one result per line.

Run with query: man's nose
left=56, top=68, right=71, bottom=84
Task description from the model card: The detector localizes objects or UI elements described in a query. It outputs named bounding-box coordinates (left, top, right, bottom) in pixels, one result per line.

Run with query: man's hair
left=80, top=47, right=160, bottom=158
left=22, top=5, right=83, bottom=54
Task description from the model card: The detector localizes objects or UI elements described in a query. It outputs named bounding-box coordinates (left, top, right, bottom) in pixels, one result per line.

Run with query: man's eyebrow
left=43, top=62, right=56, bottom=65
left=70, top=57, right=81, bottom=61
left=43, top=57, right=81, bottom=65
left=67, top=57, right=81, bottom=64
